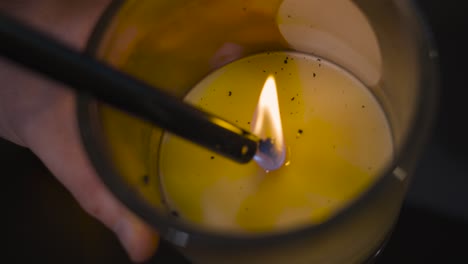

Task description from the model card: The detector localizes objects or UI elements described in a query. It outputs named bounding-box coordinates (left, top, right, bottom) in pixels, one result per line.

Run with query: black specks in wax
left=171, top=211, right=180, bottom=218
left=142, top=174, right=149, bottom=185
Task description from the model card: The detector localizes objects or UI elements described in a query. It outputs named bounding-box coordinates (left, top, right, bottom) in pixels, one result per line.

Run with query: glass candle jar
left=78, top=0, right=438, bottom=263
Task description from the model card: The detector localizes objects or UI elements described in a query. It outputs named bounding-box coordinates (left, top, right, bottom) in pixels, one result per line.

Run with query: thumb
left=21, top=90, right=159, bottom=262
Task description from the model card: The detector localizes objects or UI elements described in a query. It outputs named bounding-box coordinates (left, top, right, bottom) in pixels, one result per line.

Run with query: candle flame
left=251, top=75, right=286, bottom=170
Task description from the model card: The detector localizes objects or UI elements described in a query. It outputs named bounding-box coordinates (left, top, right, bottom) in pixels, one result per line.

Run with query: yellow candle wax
left=158, top=51, right=393, bottom=234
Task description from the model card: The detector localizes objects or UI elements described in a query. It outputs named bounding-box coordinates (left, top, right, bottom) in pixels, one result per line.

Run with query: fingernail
left=114, top=217, right=137, bottom=261
left=114, top=217, right=159, bottom=263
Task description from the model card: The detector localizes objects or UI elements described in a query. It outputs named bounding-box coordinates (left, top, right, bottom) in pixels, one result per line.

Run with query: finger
left=20, top=87, right=159, bottom=262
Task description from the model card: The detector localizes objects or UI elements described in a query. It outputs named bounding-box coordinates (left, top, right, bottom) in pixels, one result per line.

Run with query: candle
left=158, top=51, right=393, bottom=233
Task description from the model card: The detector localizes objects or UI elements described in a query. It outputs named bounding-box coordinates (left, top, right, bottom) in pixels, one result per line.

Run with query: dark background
left=2, top=0, right=468, bottom=263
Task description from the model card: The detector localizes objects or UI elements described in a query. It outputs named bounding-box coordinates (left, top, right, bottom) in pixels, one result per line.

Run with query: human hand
left=0, top=1, right=159, bottom=262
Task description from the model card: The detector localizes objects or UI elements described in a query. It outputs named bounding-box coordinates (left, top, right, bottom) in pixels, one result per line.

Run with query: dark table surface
left=3, top=0, right=468, bottom=263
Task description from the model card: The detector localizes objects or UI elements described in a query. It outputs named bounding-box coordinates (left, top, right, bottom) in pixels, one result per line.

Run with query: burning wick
left=251, top=75, right=286, bottom=171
